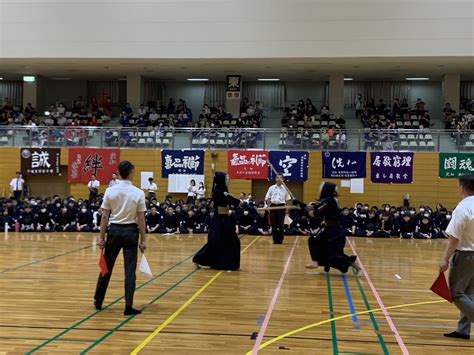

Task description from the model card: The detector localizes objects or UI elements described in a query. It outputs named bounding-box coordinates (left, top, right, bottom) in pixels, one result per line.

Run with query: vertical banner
left=21, top=148, right=61, bottom=175
left=228, top=150, right=269, bottom=179
left=268, top=151, right=309, bottom=181
left=370, top=152, right=414, bottom=184
left=227, top=75, right=241, bottom=92
left=68, top=148, right=120, bottom=183
left=161, top=150, right=204, bottom=177
left=322, top=152, right=366, bottom=179
left=439, top=153, right=474, bottom=178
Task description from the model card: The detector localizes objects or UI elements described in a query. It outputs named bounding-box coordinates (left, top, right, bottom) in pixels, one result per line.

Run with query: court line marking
left=26, top=252, right=195, bottom=354
left=341, top=274, right=360, bottom=330
left=347, top=238, right=409, bottom=355
left=326, top=272, right=339, bottom=354
left=247, top=299, right=446, bottom=353
left=80, top=269, right=199, bottom=353
left=252, top=236, right=299, bottom=354
left=130, top=236, right=262, bottom=355
left=351, top=268, right=388, bottom=354
left=0, top=244, right=93, bottom=274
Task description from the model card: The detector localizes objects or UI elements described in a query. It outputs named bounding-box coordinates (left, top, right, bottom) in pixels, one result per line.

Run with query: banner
left=269, top=151, right=309, bottom=181
left=322, top=152, right=366, bottom=179
left=371, top=152, right=413, bottom=184
left=439, top=153, right=474, bottom=178
left=161, top=150, right=204, bottom=177
left=228, top=150, right=269, bottom=179
left=21, top=148, right=60, bottom=175
left=68, top=148, right=120, bottom=183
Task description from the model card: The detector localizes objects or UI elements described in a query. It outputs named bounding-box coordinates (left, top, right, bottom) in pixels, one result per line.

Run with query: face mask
left=364, top=206, right=369, bottom=210
left=360, top=214, right=366, bottom=218
left=30, top=201, right=36, bottom=206
left=385, top=207, right=390, bottom=211
left=244, top=211, right=249, bottom=216
left=446, top=215, right=452, bottom=220
left=410, top=211, right=415, bottom=215
left=41, top=209, right=46, bottom=213
left=81, top=209, right=87, bottom=213
left=420, top=208, right=425, bottom=212
left=424, top=214, right=430, bottom=218
left=56, top=204, right=61, bottom=208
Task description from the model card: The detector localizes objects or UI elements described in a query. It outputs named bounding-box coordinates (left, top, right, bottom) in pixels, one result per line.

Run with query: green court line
left=0, top=244, right=93, bottom=274
left=26, top=253, right=194, bottom=354
left=352, top=268, right=389, bottom=354
left=80, top=269, right=199, bottom=354
left=326, top=272, right=339, bottom=355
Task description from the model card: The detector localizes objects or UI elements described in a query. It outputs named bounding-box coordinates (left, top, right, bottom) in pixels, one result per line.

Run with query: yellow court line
left=131, top=236, right=262, bottom=355
left=247, top=299, right=446, bottom=354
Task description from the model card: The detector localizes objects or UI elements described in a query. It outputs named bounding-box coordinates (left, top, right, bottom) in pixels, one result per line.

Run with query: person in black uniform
left=253, top=209, right=272, bottom=236
left=19, top=205, right=35, bottom=232
left=193, top=172, right=241, bottom=271
left=399, top=213, right=415, bottom=239
left=36, top=205, right=54, bottom=232
left=159, top=207, right=180, bottom=234
left=76, top=206, right=93, bottom=232
left=94, top=160, right=147, bottom=316
left=300, top=182, right=361, bottom=275
left=145, top=205, right=162, bottom=233
left=0, top=209, right=14, bottom=232
left=238, top=209, right=255, bottom=235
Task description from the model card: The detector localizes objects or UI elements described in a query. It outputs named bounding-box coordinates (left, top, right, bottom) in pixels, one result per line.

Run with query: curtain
left=204, top=81, right=226, bottom=107
left=143, top=80, right=165, bottom=105
left=344, top=81, right=412, bottom=108
left=242, top=81, right=285, bottom=108
left=461, top=81, right=474, bottom=99
left=0, top=81, right=23, bottom=107
left=87, top=81, right=120, bottom=104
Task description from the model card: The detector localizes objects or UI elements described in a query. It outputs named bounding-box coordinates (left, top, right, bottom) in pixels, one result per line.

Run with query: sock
left=124, top=306, right=142, bottom=316
left=444, top=331, right=470, bottom=340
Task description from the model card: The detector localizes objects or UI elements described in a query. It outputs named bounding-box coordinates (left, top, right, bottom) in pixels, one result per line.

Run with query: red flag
left=99, top=251, right=109, bottom=277
left=430, top=272, right=453, bottom=303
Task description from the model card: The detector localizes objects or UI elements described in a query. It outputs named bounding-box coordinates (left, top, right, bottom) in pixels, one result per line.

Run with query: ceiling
left=0, top=57, right=473, bottom=81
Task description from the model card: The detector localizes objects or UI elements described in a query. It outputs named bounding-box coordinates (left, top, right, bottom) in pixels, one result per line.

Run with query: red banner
left=68, top=148, right=120, bottom=183
left=228, top=150, right=269, bottom=179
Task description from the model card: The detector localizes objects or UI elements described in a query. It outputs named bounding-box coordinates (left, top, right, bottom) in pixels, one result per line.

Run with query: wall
left=37, top=79, right=87, bottom=112
left=164, top=82, right=205, bottom=119
left=0, top=148, right=20, bottom=198
left=409, top=81, right=443, bottom=120
left=1, top=1, right=472, bottom=59
left=285, top=81, right=327, bottom=107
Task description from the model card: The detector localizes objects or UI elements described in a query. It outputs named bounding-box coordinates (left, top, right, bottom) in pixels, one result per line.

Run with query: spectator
left=87, top=175, right=100, bottom=202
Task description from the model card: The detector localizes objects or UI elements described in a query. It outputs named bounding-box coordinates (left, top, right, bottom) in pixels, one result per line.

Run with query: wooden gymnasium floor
left=0, top=232, right=472, bottom=354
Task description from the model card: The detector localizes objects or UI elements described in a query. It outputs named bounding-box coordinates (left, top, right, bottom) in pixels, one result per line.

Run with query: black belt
left=455, top=250, right=474, bottom=253
left=110, top=223, right=137, bottom=227
left=272, top=203, right=285, bottom=206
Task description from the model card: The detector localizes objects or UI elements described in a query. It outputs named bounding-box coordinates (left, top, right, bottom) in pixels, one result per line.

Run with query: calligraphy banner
left=268, top=151, right=309, bottom=182
left=370, top=152, right=414, bottom=184
left=228, top=150, right=269, bottom=179
left=21, top=148, right=60, bottom=176
left=322, top=152, right=366, bottom=179
left=439, top=153, right=474, bottom=178
left=68, top=148, right=120, bottom=183
left=161, top=150, right=204, bottom=177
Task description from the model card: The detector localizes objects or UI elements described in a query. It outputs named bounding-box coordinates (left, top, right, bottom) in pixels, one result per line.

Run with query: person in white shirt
left=149, top=110, right=159, bottom=124
left=10, top=171, right=25, bottom=201
left=265, top=174, right=291, bottom=244
left=108, top=173, right=119, bottom=188
left=196, top=182, right=206, bottom=200
left=137, top=104, right=148, bottom=116
left=87, top=175, right=100, bottom=202
left=187, top=179, right=197, bottom=204
left=440, top=174, right=474, bottom=340
left=94, top=160, right=147, bottom=316
left=147, top=177, right=158, bottom=200
left=355, top=93, right=363, bottom=119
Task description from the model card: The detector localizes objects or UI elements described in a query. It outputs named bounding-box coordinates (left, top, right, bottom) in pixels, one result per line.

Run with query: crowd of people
left=0, top=189, right=452, bottom=240
left=442, top=101, right=474, bottom=145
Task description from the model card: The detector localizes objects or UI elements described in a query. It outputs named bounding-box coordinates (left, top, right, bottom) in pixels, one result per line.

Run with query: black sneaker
left=444, top=331, right=470, bottom=340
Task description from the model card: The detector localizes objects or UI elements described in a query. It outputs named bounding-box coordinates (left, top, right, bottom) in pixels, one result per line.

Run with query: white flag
left=284, top=215, right=293, bottom=225
left=139, top=254, right=153, bottom=278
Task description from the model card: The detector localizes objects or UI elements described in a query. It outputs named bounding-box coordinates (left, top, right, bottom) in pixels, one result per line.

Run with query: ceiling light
left=23, top=76, right=36, bottom=82
left=258, top=78, right=280, bottom=81
left=406, top=77, right=429, bottom=81
left=344, top=78, right=353, bottom=81
left=0, top=77, right=3, bottom=80
left=187, top=78, right=209, bottom=81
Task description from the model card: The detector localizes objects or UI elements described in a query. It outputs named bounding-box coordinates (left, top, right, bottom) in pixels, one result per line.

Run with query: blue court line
left=341, top=274, right=360, bottom=330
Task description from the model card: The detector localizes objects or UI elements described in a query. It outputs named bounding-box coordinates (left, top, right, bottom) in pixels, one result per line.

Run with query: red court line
left=347, top=238, right=409, bottom=355
left=252, top=236, right=300, bottom=355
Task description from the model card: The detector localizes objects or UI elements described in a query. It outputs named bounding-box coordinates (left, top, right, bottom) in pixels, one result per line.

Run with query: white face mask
left=410, top=211, right=415, bottom=215
left=81, top=209, right=87, bottom=213
left=385, top=207, right=390, bottom=211
left=244, top=211, right=249, bottom=216
left=446, top=215, right=452, bottom=220
left=419, top=208, right=425, bottom=212
left=41, top=209, right=47, bottom=213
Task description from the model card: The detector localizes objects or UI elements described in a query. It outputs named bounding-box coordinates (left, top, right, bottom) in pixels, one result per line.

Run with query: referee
left=94, top=161, right=147, bottom=315
left=440, top=174, right=474, bottom=340
left=265, top=174, right=291, bottom=244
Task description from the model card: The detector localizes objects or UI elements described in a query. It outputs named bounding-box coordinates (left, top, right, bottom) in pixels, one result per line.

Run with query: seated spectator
left=399, top=213, right=415, bottom=239
left=253, top=209, right=271, bottom=236
left=355, top=210, right=379, bottom=237
left=443, top=103, right=455, bottom=121
left=36, top=205, right=54, bottom=231
left=340, top=208, right=356, bottom=236
left=138, top=104, right=148, bottom=116
left=181, top=210, right=197, bottom=234
left=121, top=103, right=133, bottom=119
left=415, top=215, right=433, bottom=239
left=55, top=206, right=76, bottom=232
left=160, top=207, right=180, bottom=234
left=238, top=209, right=254, bottom=235
left=415, top=98, right=426, bottom=117
left=19, top=205, right=35, bottom=232
left=0, top=209, right=14, bottom=232
left=373, top=212, right=396, bottom=238
left=76, top=206, right=93, bottom=232
left=320, top=105, right=330, bottom=119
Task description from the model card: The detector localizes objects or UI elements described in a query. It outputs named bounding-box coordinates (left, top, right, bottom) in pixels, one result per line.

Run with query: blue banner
left=161, top=150, right=205, bottom=177
left=269, top=151, right=309, bottom=182
left=322, top=152, right=366, bottom=179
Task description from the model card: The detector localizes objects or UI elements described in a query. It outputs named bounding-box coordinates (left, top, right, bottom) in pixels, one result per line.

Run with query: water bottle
left=15, top=221, right=20, bottom=233
left=4, top=222, right=8, bottom=232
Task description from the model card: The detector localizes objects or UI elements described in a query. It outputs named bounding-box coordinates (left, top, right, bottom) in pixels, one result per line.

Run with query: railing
left=0, top=125, right=471, bottom=152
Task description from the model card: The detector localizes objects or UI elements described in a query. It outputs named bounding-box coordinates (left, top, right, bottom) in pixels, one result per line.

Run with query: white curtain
left=242, top=81, right=285, bottom=108
left=143, top=80, right=165, bottom=104
left=204, top=82, right=226, bottom=107
left=461, top=81, right=474, bottom=99
left=344, top=81, right=412, bottom=108
left=0, top=81, right=23, bottom=107
left=87, top=80, right=120, bottom=104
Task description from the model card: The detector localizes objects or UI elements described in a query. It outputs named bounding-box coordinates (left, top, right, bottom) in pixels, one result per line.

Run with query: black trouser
left=13, top=190, right=21, bottom=201
left=270, top=205, right=285, bottom=244
left=94, top=224, right=139, bottom=307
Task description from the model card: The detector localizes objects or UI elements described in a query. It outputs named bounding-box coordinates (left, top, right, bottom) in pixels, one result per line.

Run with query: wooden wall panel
left=0, top=148, right=20, bottom=198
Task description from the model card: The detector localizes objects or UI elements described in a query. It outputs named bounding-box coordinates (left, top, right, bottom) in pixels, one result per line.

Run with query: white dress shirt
left=265, top=184, right=291, bottom=205
left=148, top=182, right=158, bottom=193
left=197, top=186, right=206, bottom=199
left=446, top=195, right=474, bottom=251
left=10, top=177, right=24, bottom=191
left=187, top=185, right=196, bottom=197
left=88, top=180, right=100, bottom=189
left=101, top=180, right=147, bottom=224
